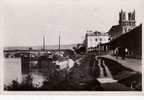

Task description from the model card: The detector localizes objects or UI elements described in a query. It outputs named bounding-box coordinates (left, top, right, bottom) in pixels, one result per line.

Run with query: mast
left=43, top=36, right=45, bottom=51
left=59, top=35, right=60, bottom=53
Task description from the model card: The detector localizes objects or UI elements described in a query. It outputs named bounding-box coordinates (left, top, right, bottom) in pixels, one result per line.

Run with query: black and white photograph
left=0, top=0, right=143, bottom=93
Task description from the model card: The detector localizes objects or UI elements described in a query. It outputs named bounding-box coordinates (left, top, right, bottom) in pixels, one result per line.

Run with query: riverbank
left=4, top=53, right=141, bottom=91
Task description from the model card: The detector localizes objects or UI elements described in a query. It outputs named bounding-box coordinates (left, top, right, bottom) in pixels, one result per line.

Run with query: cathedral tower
left=128, top=10, right=136, bottom=27
left=119, top=9, right=126, bottom=26
left=119, top=9, right=136, bottom=33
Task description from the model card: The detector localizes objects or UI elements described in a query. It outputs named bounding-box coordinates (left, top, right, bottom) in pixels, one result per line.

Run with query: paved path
left=100, top=55, right=142, bottom=73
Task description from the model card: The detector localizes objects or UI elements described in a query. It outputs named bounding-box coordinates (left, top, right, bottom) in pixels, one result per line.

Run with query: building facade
left=83, top=30, right=110, bottom=52
left=109, top=10, right=136, bottom=40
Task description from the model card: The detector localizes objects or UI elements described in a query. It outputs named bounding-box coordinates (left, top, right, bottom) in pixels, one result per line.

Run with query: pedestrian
left=121, top=47, right=125, bottom=60
left=125, top=48, right=128, bottom=57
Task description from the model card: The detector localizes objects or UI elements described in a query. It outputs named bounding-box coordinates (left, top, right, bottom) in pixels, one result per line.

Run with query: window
left=100, top=38, right=102, bottom=41
left=95, top=38, right=97, bottom=41
left=90, top=38, right=92, bottom=41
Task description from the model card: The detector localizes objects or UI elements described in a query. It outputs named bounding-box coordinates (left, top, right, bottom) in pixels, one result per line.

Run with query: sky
left=0, top=0, right=144, bottom=47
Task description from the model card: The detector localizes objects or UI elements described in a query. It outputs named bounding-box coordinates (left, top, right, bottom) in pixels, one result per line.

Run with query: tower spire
left=133, top=9, right=135, bottom=20
left=119, top=9, right=126, bottom=25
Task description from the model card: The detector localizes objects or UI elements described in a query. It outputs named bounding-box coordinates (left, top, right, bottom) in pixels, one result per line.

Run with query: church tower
left=108, top=9, right=137, bottom=40
left=119, top=9, right=136, bottom=33
left=119, top=9, right=126, bottom=26
left=128, top=10, right=136, bottom=27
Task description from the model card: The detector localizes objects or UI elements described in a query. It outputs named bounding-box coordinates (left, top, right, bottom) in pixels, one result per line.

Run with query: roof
left=86, top=31, right=109, bottom=36
left=108, top=25, right=122, bottom=34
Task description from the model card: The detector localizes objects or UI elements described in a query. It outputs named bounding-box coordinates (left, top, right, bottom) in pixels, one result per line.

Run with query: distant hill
left=4, top=44, right=77, bottom=51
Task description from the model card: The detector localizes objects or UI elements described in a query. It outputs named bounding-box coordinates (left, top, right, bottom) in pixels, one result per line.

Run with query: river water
left=4, top=58, right=22, bottom=85
left=4, top=58, right=45, bottom=87
left=3, top=58, right=75, bottom=87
